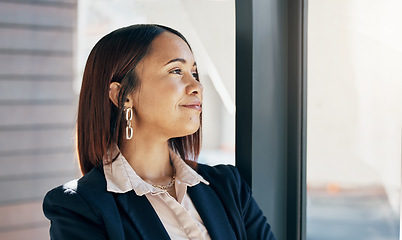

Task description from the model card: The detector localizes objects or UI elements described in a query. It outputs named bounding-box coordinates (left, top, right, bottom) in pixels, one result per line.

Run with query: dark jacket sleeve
left=43, top=182, right=108, bottom=240
left=229, top=165, right=276, bottom=240
left=201, top=164, right=276, bottom=240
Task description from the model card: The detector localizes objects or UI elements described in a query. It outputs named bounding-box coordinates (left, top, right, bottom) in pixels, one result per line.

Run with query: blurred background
left=0, top=0, right=401, bottom=239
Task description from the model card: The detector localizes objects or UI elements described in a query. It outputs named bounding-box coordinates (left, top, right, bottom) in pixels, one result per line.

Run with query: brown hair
left=77, top=24, right=201, bottom=175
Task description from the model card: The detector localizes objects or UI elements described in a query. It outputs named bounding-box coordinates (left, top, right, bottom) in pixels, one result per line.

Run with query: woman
left=43, top=24, right=276, bottom=240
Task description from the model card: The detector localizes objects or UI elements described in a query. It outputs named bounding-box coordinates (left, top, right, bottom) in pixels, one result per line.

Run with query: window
left=307, top=1, right=402, bottom=239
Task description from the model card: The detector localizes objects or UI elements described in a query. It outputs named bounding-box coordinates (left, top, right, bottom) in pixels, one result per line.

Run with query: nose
left=186, top=75, right=203, bottom=96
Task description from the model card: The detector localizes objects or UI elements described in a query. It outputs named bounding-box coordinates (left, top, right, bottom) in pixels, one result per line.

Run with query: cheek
left=135, top=88, right=179, bottom=121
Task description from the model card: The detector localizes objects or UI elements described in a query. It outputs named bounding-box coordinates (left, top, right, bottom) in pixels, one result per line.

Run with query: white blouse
left=103, top=148, right=212, bottom=240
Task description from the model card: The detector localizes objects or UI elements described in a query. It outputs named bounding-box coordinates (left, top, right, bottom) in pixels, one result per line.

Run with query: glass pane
left=77, top=0, right=236, bottom=166
left=306, top=1, right=402, bottom=239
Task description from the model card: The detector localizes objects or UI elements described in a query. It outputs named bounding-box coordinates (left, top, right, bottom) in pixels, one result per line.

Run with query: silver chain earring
left=125, top=107, right=133, bottom=140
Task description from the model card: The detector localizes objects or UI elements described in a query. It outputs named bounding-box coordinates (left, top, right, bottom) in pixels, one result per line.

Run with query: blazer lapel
left=114, top=191, right=170, bottom=240
left=188, top=184, right=237, bottom=240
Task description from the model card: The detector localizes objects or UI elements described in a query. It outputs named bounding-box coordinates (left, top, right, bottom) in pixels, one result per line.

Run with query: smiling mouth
left=181, top=99, right=202, bottom=111
left=182, top=104, right=202, bottom=111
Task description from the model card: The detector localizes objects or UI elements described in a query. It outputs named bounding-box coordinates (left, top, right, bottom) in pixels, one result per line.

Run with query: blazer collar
left=188, top=183, right=237, bottom=240
left=114, top=191, right=171, bottom=240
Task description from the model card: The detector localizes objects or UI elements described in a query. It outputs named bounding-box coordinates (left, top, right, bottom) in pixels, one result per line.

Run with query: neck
left=119, top=134, right=173, bottom=183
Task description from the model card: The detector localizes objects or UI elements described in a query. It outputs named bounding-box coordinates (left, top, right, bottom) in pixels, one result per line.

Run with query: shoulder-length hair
left=77, top=24, right=201, bottom=175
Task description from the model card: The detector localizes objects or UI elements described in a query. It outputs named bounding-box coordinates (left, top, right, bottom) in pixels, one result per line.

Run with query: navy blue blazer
left=43, top=163, right=276, bottom=240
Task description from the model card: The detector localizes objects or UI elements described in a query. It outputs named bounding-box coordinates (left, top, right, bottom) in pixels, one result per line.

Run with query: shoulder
left=197, top=163, right=242, bottom=183
left=196, top=163, right=249, bottom=195
left=42, top=167, right=121, bottom=239
left=44, top=167, right=106, bottom=198
left=43, top=167, right=110, bottom=218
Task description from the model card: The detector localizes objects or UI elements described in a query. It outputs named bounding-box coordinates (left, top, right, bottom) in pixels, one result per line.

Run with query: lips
left=181, top=100, right=202, bottom=111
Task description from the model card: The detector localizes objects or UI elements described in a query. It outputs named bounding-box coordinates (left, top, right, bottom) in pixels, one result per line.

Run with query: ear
left=109, top=82, right=121, bottom=107
left=109, top=82, right=135, bottom=108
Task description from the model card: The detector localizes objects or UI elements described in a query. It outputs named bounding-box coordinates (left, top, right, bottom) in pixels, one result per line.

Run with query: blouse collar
left=103, top=146, right=209, bottom=196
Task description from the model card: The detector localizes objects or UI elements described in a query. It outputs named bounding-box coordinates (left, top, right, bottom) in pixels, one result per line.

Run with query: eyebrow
left=164, top=58, right=197, bottom=67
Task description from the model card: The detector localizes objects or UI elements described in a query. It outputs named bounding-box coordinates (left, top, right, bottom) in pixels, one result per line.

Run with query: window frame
left=235, top=0, right=307, bottom=239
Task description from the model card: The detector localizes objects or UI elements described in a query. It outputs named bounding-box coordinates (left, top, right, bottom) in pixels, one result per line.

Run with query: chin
left=187, top=123, right=201, bottom=134
left=173, top=125, right=200, bottom=138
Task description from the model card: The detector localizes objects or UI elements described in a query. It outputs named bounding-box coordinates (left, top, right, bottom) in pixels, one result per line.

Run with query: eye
left=192, top=72, right=199, bottom=80
left=169, top=69, right=183, bottom=75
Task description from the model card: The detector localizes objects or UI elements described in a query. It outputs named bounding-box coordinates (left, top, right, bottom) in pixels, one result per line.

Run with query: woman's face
left=130, top=31, right=203, bottom=140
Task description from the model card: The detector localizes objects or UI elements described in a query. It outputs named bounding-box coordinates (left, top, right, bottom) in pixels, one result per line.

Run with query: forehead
left=147, top=31, right=194, bottom=64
